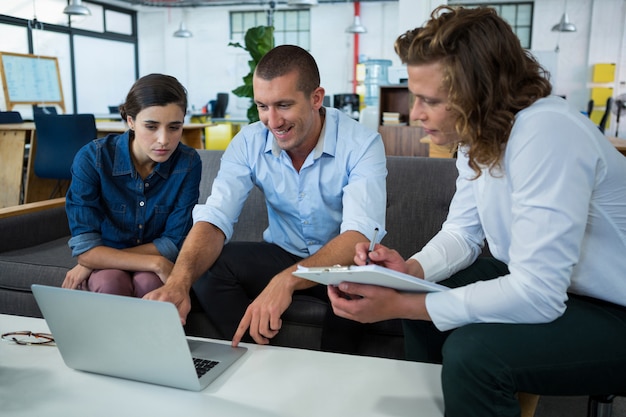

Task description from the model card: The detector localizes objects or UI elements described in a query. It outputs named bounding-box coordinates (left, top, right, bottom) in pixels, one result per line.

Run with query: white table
left=0, top=314, right=444, bottom=417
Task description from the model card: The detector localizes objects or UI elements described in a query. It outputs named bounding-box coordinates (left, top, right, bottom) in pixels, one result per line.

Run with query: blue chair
left=0, top=111, right=23, bottom=124
left=33, top=113, right=97, bottom=197
left=598, top=97, right=613, bottom=134
left=32, top=105, right=58, bottom=116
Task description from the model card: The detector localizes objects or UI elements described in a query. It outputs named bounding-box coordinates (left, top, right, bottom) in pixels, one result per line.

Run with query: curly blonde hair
left=395, top=6, right=552, bottom=177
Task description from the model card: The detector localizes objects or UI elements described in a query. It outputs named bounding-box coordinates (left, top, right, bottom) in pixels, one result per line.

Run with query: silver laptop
left=31, top=284, right=247, bottom=391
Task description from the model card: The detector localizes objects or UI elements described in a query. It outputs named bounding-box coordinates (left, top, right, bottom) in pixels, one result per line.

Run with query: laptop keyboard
left=193, top=357, right=219, bottom=378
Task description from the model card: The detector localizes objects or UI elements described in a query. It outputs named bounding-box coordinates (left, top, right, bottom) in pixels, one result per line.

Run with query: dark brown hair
left=254, top=45, right=320, bottom=96
left=119, top=74, right=187, bottom=133
left=395, top=6, right=552, bottom=176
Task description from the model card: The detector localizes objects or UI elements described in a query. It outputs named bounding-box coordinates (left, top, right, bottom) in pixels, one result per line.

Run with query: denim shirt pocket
left=106, top=202, right=129, bottom=234
left=154, top=204, right=173, bottom=223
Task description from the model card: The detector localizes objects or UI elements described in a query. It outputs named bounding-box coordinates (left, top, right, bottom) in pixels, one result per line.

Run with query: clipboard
left=294, top=264, right=447, bottom=293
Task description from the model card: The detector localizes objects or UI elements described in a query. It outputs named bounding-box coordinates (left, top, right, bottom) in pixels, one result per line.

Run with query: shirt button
left=139, top=201, right=145, bottom=207
left=138, top=224, right=143, bottom=229
left=145, top=183, right=149, bottom=188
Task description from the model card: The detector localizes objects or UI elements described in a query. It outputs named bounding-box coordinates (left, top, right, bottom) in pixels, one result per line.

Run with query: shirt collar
left=267, top=107, right=336, bottom=159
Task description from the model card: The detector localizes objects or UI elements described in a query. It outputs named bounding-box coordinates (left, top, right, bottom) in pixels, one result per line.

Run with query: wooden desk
left=0, top=122, right=210, bottom=208
left=0, top=123, right=35, bottom=207
left=419, top=136, right=456, bottom=159
left=608, top=136, right=626, bottom=156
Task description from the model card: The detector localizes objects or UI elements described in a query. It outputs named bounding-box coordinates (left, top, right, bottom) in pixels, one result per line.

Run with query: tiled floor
left=535, top=395, right=626, bottom=417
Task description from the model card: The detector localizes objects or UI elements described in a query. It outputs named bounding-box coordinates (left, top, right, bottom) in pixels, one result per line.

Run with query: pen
left=365, top=227, right=379, bottom=265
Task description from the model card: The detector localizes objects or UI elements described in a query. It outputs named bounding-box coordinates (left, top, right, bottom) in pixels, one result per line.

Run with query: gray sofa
left=0, top=150, right=458, bottom=360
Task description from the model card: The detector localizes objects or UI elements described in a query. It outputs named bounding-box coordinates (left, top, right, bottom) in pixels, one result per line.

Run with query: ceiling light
left=288, top=0, right=318, bottom=6
left=173, top=21, right=193, bottom=38
left=551, top=13, right=576, bottom=32
left=552, top=0, right=576, bottom=32
left=346, top=15, right=366, bottom=34
left=63, top=0, right=91, bottom=16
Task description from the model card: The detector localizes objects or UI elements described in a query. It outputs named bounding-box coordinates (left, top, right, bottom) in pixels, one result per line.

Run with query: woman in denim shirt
left=62, top=74, right=201, bottom=297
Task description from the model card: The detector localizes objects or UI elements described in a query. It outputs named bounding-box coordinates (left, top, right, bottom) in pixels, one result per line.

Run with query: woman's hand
left=153, top=256, right=174, bottom=284
left=354, top=242, right=410, bottom=273
left=328, top=282, right=429, bottom=323
left=329, top=241, right=431, bottom=323
left=62, top=264, right=93, bottom=289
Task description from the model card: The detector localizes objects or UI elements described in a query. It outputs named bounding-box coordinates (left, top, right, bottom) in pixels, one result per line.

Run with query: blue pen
left=365, top=227, right=379, bottom=265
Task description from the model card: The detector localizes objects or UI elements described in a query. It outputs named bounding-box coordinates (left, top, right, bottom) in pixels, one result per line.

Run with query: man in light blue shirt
left=146, top=45, right=387, bottom=351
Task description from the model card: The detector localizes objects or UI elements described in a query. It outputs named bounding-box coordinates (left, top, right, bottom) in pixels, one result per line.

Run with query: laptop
left=31, top=284, right=247, bottom=391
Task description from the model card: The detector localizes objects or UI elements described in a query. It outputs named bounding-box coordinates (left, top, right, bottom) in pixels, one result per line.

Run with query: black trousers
left=403, top=258, right=626, bottom=417
left=192, top=241, right=363, bottom=353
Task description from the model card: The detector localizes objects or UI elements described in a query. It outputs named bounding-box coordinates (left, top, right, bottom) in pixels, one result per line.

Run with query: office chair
left=586, top=99, right=594, bottom=118
left=32, top=105, right=58, bottom=116
left=0, top=111, right=23, bottom=124
left=598, top=97, right=613, bottom=134
left=33, top=113, right=97, bottom=198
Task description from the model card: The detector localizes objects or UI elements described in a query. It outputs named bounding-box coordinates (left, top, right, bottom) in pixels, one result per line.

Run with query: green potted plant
left=229, top=25, right=275, bottom=123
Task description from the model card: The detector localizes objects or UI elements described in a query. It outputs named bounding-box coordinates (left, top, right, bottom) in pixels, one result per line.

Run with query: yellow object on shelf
left=592, top=63, right=616, bottom=83
left=205, top=124, right=232, bottom=150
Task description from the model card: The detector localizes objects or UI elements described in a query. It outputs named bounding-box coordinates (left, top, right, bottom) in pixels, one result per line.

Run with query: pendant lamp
left=173, top=21, right=193, bottom=38
left=288, top=0, right=318, bottom=5
left=346, top=15, right=367, bottom=34
left=63, top=0, right=91, bottom=16
left=551, top=1, right=576, bottom=32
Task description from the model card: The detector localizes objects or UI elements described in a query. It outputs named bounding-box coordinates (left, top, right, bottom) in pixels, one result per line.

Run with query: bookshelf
left=377, top=85, right=428, bottom=157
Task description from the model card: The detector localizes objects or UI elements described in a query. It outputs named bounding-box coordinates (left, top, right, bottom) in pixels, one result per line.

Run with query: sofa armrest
left=0, top=198, right=66, bottom=219
left=0, top=198, right=70, bottom=252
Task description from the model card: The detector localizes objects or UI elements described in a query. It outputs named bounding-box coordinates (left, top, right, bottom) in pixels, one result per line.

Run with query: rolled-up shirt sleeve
left=192, top=139, right=255, bottom=243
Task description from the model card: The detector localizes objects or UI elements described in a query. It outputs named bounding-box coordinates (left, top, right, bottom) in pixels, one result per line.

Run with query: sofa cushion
left=384, top=156, right=457, bottom=258
left=0, top=237, right=72, bottom=316
left=197, top=150, right=268, bottom=242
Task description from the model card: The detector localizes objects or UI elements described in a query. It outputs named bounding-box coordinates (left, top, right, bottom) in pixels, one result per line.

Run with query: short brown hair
left=254, top=45, right=320, bottom=96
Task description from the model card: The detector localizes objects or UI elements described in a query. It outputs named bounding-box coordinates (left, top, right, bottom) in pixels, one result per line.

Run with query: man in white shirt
left=328, top=7, right=626, bottom=416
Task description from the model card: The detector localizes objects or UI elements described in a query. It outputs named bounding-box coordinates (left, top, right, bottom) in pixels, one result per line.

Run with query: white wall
left=133, top=0, right=626, bottom=133
left=137, top=2, right=406, bottom=118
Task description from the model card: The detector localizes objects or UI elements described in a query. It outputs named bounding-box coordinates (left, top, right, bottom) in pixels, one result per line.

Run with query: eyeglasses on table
left=1, top=330, right=56, bottom=346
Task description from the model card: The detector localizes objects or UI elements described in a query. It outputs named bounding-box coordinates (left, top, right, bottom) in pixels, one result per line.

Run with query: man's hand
left=144, top=283, right=192, bottom=325
left=231, top=275, right=293, bottom=346
left=62, top=264, right=93, bottom=289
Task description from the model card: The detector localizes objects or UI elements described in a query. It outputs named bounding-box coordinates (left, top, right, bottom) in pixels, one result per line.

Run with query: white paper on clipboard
left=294, top=264, right=447, bottom=293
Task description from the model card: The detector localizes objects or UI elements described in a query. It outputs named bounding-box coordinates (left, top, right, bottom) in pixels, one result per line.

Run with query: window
left=453, top=2, right=533, bottom=49
left=230, top=9, right=311, bottom=50
left=0, top=0, right=137, bottom=114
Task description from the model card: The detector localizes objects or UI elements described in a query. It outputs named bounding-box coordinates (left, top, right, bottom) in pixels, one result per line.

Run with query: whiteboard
left=0, top=52, right=65, bottom=111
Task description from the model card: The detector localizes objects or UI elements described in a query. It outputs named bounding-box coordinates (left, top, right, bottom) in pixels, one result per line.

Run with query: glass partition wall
left=0, top=0, right=137, bottom=116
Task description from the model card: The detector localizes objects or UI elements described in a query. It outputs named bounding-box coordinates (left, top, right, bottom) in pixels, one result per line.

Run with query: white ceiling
left=101, top=0, right=394, bottom=8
